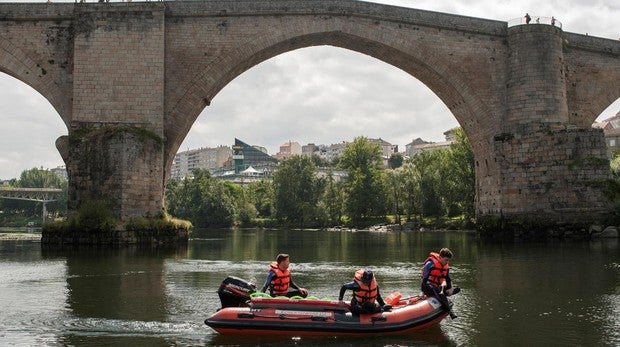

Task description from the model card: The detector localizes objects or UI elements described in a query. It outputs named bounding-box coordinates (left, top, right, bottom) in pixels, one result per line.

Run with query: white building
left=171, top=145, right=231, bottom=180
left=275, top=140, right=302, bottom=160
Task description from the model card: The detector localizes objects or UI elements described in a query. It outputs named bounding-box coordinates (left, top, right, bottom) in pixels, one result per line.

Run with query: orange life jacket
left=353, top=269, right=378, bottom=303
left=421, top=252, right=449, bottom=288
left=268, top=261, right=291, bottom=296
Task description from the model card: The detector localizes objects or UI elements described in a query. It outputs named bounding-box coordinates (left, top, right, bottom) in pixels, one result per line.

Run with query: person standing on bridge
left=525, top=13, right=531, bottom=24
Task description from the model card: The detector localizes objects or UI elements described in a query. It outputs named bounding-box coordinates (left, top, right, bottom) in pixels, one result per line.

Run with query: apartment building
left=171, top=145, right=231, bottom=180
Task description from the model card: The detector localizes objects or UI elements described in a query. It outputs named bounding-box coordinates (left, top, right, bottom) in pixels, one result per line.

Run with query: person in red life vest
left=338, top=268, right=391, bottom=314
left=260, top=253, right=308, bottom=298
left=421, top=248, right=460, bottom=319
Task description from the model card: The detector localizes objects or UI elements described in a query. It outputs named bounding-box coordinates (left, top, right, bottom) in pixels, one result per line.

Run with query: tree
left=272, top=155, right=322, bottom=227
left=445, top=128, right=475, bottom=217
left=385, top=168, right=406, bottom=225
left=310, top=154, right=331, bottom=168
left=165, top=169, right=236, bottom=227
left=339, top=137, right=387, bottom=223
left=247, top=180, right=274, bottom=218
left=407, top=150, right=445, bottom=218
left=400, top=161, right=420, bottom=222
left=9, top=168, right=68, bottom=217
left=388, top=153, right=404, bottom=169
left=611, top=155, right=620, bottom=179
left=317, top=171, right=345, bottom=226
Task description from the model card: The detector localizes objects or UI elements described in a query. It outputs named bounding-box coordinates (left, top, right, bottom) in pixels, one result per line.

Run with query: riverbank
left=0, top=232, right=41, bottom=240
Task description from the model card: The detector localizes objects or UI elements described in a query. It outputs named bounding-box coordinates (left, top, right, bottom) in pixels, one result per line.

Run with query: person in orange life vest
left=421, top=248, right=460, bottom=319
left=260, top=253, right=308, bottom=298
left=338, top=269, right=390, bottom=314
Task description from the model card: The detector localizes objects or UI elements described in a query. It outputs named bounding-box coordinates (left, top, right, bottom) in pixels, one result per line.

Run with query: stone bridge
left=1, top=1, right=619, bottom=229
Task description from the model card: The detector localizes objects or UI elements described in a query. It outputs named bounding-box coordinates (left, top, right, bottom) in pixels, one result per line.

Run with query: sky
left=0, top=0, right=619, bottom=180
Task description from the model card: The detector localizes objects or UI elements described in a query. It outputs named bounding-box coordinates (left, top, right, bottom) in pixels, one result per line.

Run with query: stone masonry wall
left=69, top=4, right=166, bottom=221
left=67, top=125, right=164, bottom=220
left=493, top=123, right=611, bottom=223
left=72, top=3, right=165, bottom=134
left=506, top=24, right=568, bottom=125
left=163, top=0, right=511, bottom=218
left=1, top=2, right=618, bottom=229
left=564, top=33, right=620, bottom=127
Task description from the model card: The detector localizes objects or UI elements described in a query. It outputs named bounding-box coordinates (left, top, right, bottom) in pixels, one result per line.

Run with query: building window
left=610, top=139, right=616, bottom=147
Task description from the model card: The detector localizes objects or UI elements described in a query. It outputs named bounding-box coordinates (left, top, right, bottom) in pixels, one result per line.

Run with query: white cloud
left=0, top=0, right=618, bottom=180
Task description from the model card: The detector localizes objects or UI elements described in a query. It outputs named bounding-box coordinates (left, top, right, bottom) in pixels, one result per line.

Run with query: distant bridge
left=0, top=188, right=64, bottom=226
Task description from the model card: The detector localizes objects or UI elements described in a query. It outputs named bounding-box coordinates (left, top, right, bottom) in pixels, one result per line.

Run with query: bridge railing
left=0, top=188, right=63, bottom=203
left=508, top=16, right=562, bottom=29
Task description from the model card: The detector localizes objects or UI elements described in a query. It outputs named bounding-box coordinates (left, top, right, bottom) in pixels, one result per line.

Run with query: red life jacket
left=353, top=269, right=378, bottom=303
left=268, top=261, right=291, bottom=296
left=421, top=252, right=449, bottom=288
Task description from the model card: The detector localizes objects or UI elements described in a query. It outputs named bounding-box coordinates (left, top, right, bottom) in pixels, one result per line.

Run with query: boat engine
left=217, top=276, right=256, bottom=308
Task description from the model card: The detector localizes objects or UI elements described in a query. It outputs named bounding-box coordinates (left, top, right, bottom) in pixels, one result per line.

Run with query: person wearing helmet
left=338, top=268, right=390, bottom=314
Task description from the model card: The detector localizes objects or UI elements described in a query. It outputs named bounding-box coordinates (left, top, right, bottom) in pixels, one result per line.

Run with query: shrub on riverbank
left=42, top=201, right=192, bottom=244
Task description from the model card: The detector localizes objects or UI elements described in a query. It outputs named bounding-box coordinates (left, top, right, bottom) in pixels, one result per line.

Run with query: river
left=0, top=228, right=618, bottom=346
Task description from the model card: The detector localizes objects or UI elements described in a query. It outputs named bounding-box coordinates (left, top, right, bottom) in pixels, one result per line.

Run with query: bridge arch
left=2, top=2, right=615, bottom=236
left=165, top=23, right=504, bottom=192
left=0, top=36, right=70, bottom=126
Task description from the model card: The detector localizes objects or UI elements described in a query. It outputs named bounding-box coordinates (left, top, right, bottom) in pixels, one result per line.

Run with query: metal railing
left=508, top=16, right=562, bottom=29
left=0, top=188, right=64, bottom=226
left=0, top=188, right=63, bottom=203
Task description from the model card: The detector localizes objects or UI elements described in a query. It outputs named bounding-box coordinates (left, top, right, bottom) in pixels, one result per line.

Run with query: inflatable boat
left=204, top=276, right=452, bottom=335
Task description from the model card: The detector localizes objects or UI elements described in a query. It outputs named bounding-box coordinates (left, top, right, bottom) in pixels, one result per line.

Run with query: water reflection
left=41, top=246, right=191, bottom=346
left=0, top=230, right=618, bottom=346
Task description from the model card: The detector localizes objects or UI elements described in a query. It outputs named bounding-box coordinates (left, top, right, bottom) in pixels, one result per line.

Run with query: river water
left=0, top=228, right=618, bottom=346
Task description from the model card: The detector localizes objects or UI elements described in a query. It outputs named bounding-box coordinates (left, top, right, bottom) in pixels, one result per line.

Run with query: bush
left=42, top=200, right=118, bottom=235
left=126, top=214, right=192, bottom=238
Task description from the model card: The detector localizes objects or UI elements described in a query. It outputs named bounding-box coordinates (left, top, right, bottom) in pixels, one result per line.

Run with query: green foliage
left=388, top=153, right=404, bottom=169
left=400, top=128, right=475, bottom=220
left=317, top=171, right=345, bottom=226
left=272, top=155, right=323, bottom=227
left=236, top=201, right=258, bottom=227
left=43, top=202, right=192, bottom=239
left=310, top=154, right=331, bottom=168
left=407, top=150, right=445, bottom=217
left=611, top=155, right=620, bottom=179
left=73, top=200, right=118, bottom=233
left=162, top=129, right=476, bottom=229
left=445, top=128, right=475, bottom=218
left=339, top=137, right=387, bottom=224
left=384, top=169, right=405, bottom=225
left=0, top=167, right=68, bottom=218
left=165, top=169, right=236, bottom=228
left=246, top=180, right=274, bottom=218
left=126, top=214, right=192, bottom=238
left=42, top=200, right=117, bottom=235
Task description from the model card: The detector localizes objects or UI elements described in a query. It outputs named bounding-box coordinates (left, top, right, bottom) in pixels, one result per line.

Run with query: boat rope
left=247, top=312, right=336, bottom=322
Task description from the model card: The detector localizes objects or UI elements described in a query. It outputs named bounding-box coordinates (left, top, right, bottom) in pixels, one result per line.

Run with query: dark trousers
left=350, top=299, right=381, bottom=314
left=422, top=283, right=451, bottom=313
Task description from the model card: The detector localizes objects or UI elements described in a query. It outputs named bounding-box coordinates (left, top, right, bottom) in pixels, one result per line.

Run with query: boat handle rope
left=249, top=292, right=334, bottom=302
left=237, top=312, right=336, bottom=322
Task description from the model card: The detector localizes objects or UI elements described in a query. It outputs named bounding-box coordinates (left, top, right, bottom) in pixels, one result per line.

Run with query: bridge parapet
left=165, top=0, right=507, bottom=36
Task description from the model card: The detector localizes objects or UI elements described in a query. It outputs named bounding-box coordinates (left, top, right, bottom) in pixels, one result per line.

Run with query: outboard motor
left=217, top=276, right=256, bottom=308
